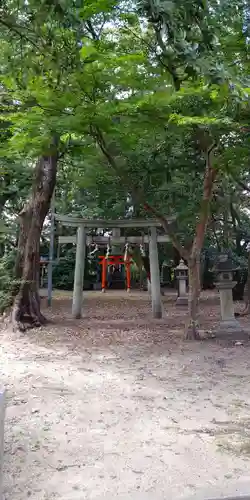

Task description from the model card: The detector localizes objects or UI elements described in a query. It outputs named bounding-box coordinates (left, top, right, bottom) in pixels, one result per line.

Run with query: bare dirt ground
left=1, top=290, right=250, bottom=500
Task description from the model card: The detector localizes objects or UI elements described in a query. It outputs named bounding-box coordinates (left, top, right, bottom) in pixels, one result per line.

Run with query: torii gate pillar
left=72, top=226, right=86, bottom=318
left=149, top=226, right=162, bottom=318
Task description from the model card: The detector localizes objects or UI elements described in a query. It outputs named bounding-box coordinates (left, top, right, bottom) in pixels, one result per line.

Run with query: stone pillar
left=217, top=281, right=247, bottom=339
left=215, top=254, right=248, bottom=340
left=72, top=226, right=86, bottom=318
left=175, top=259, right=188, bottom=306
left=0, top=390, right=5, bottom=500
left=112, top=227, right=120, bottom=240
left=149, top=227, right=162, bottom=318
left=219, top=284, right=235, bottom=321
left=112, top=228, right=122, bottom=255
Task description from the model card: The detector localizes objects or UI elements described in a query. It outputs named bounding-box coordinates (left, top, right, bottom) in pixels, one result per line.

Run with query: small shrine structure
left=98, top=253, right=133, bottom=292
left=56, top=215, right=173, bottom=319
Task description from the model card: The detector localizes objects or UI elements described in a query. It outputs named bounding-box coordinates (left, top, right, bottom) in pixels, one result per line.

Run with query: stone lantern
left=215, top=254, right=248, bottom=340
left=216, top=253, right=235, bottom=283
left=175, top=259, right=188, bottom=306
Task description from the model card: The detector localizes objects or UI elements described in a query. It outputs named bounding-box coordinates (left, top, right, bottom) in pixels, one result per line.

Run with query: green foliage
left=0, top=249, right=16, bottom=312
left=52, top=248, right=76, bottom=290
left=0, top=0, right=250, bottom=302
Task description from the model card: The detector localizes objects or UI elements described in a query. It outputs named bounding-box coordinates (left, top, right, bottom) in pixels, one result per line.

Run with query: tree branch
left=211, top=214, right=221, bottom=252
left=192, top=143, right=217, bottom=255
left=91, top=125, right=187, bottom=258
left=0, top=19, right=40, bottom=50
left=143, top=202, right=188, bottom=258
left=90, top=126, right=119, bottom=172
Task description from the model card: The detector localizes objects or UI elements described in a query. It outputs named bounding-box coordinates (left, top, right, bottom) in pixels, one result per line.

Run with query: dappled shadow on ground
left=2, top=289, right=250, bottom=500
left=22, top=289, right=249, bottom=352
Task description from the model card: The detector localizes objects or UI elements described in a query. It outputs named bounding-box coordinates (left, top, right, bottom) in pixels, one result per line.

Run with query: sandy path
left=2, top=321, right=250, bottom=500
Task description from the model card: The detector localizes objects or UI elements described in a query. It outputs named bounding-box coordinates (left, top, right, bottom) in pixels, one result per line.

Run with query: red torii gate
left=98, top=254, right=132, bottom=292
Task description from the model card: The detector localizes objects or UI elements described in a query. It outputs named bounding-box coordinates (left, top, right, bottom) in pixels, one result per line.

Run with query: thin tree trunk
left=222, top=208, right=229, bottom=249
left=184, top=146, right=217, bottom=339
left=243, top=265, right=250, bottom=314
left=144, top=144, right=217, bottom=340
left=11, top=144, right=58, bottom=331
left=139, top=266, right=143, bottom=290
left=185, top=255, right=201, bottom=339
left=236, top=252, right=250, bottom=316
left=211, top=214, right=221, bottom=252
left=173, top=247, right=181, bottom=267
left=230, top=202, right=242, bottom=255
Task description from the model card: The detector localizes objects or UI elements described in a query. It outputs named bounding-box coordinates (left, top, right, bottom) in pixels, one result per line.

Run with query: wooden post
left=149, top=227, right=162, bottom=318
left=126, top=262, right=131, bottom=292
left=72, top=225, right=86, bottom=318
left=101, top=258, right=107, bottom=292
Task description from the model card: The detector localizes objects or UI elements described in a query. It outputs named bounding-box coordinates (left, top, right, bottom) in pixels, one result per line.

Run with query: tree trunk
left=245, top=252, right=250, bottom=312
left=11, top=147, right=58, bottom=331
left=236, top=252, right=250, bottom=317
left=185, top=255, right=201, bottom=339
left=230, top=202, right=242, bottom=256
left=183, top=146, right=217, bottom=339
left=143, top=146, right=217, bottom=339
left=243, top=270, right=250, bottom=315
left=173, top=246, right=181, bottom=267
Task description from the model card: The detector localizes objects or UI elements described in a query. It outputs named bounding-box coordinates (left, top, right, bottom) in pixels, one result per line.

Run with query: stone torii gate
left=56, top=215, right=171, bottom=320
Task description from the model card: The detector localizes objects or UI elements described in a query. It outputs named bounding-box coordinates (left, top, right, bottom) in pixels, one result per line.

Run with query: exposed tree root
left=11, top=289, right=48, bottom=332
left=11, top=314, right=48, bottom=333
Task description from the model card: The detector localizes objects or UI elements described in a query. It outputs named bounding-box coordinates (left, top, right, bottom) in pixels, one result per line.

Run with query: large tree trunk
left=11, top=148, right=58, bottom=331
